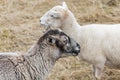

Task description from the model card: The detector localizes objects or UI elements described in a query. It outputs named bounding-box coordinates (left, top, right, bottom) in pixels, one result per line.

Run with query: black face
left=55, top=35, right=80, bottom=56
left=38, top=29, right=80, bottom=56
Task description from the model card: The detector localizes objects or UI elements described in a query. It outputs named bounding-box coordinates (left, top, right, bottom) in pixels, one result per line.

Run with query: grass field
left=0, top=0, right=120, bottom=80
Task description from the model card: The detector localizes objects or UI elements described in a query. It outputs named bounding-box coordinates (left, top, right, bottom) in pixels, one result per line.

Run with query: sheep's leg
left=92, top=65, right=97, bottom=80
left=92, top=57, right=106, bottom=80
left=94, top=63, right=106, bottom=80
left=92, top=65, right=103, bottom=80
left=95, top=66, right=103, bottom=80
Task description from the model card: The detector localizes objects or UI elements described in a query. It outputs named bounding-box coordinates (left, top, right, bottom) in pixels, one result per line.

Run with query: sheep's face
left=40, top=3, right=68, bottom=30
left=40, top=29, right=80, bottom=58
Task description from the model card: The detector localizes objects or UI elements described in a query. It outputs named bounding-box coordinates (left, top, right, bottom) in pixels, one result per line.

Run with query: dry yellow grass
left=0, top=0, right=120, bottom=80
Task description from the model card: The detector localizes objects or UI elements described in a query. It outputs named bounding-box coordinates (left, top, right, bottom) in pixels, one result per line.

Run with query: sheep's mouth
left=40, top=24, right=52, bottom=33
left=40, top=24, right=49, bottom=28
left=72, top=53, right=78, bottom=56
left=60, top=52, right=78, bottom=57
left=72, top=50, right=80, bottom=56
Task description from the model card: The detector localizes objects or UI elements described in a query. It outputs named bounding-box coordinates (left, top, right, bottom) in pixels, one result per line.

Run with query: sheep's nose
left=40, top=19, right=44, bottom=26
left=73, top=43, right=80, bottom=55
left=40, top=19, right=45, bottom=26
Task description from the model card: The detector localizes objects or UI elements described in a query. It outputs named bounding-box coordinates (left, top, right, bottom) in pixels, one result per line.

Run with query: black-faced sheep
left=0, top=29, right=80, bottom=80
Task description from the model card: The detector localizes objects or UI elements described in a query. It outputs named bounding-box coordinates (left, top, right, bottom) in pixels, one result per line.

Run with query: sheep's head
left=38, top=29, right=80, bottom=58
left=40, top=2, right=68, bottom=31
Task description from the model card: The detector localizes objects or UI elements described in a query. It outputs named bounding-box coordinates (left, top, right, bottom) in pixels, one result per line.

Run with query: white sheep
left=0, top=29, right=80, bottom=80
left=40, top=2, right=120, bottom=80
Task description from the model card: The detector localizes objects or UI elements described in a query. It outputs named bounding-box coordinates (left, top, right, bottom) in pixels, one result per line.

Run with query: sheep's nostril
left=40, top=19, right=41, bottom=23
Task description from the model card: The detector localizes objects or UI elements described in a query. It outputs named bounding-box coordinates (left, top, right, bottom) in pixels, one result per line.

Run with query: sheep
left=40, top=2, right=120, bottom=80
left=0, top=29, right=80, bottom=80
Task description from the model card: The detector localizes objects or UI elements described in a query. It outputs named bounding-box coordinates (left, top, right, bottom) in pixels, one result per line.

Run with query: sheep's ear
left=62, top=2, right=68, bottom=9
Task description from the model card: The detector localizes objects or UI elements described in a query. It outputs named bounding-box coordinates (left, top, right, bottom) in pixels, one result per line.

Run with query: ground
left=0, top=0, right=120, bottom=80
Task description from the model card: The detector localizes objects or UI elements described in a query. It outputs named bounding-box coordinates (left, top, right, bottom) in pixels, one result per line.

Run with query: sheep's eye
left=61, top=36, right=69, bottom=44
left=62, top=38, right=68, bottom=44
left=50, top=15, right=54, bottom=17
left=63, top=39, right=68, bottom=44
left=50, top=14, right=59, bottom=19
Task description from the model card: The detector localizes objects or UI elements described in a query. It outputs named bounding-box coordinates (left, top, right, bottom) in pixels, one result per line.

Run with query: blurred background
left=0, top=0, right=120, bottom=80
